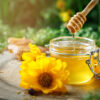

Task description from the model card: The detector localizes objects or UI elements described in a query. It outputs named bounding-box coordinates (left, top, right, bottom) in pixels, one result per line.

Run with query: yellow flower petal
left=59, top=11, right=71, bottom=22
left=29, top=43, right=41, bottom=54
left=56, top=0, right=66, bottom=10
left=20, top=81, right=29, bottom=89
left=54, top=86, right=67, bottom=93
left=20, top=44, right=69, bottom=94
left=22, top=52, right=35, bottom=61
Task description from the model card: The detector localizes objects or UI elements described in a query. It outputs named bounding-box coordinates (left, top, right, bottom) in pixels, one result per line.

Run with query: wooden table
left=0, top=51, right=100, bottom=100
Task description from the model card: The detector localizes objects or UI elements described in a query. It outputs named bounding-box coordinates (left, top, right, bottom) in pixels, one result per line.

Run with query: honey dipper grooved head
left=67, top=13, right=87, bottom=33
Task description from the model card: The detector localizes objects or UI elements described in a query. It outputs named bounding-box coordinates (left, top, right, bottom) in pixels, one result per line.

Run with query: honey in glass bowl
left=50, top=36, right=96, bottom=85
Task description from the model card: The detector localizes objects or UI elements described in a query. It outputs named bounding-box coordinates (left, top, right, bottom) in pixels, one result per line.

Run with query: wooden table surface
left=0, top=51, right=100, bottom=100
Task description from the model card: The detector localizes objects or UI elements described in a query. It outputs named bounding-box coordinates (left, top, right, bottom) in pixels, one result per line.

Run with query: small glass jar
left=50, top=36, right=96, bottom=85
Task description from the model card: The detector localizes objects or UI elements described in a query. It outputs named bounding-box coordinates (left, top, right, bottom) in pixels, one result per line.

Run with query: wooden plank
left=0, top=51, right=100, bottom=100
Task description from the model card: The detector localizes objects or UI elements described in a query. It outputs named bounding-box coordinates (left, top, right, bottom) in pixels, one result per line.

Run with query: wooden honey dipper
left=67, top=0, right=99, bottom=34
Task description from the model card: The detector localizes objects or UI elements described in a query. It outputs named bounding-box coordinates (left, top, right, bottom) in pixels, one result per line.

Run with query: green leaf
left=82, top=93, right=93, bottom=100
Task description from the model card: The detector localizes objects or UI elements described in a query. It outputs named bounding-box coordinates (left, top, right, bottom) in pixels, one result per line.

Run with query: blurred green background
left=0, top=0, right=100, bottom=52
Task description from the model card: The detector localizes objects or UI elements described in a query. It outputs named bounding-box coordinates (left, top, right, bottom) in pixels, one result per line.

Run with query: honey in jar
left=50, top=36, right=96, bottom=84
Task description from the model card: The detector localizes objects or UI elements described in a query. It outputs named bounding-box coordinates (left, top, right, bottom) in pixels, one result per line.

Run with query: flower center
left=38, top=72, right=53, bottom=88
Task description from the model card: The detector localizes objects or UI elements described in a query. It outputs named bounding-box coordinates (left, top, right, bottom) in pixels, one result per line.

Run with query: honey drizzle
left=72, top=34, right=76, bottom=53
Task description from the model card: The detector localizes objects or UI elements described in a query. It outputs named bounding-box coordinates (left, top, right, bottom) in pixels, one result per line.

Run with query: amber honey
left=50, top=37, right=96, bottom=84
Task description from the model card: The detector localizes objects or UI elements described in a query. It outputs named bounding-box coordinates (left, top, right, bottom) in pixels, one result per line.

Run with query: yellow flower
left=20, top=57, right=69, bottom=94
left=29, top=43, right=41, bottom=54
left=22, top=43, right=45, bottom=61
left=56, top=0, right=66, bottom=10
left=59, top=10, right=72, bottom=22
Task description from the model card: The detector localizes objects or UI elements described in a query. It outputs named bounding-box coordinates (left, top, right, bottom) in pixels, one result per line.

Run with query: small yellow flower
left=22, top=43, right=45, bottom=61
left=59, top=11, right=72, bottom=22
left=56, top=0, right=66, bottom=10
left=29, top=43, right=41, bottom=55
left=67, top=9, right=73, bottom=15
left=20, top=57, right=69, bottom=94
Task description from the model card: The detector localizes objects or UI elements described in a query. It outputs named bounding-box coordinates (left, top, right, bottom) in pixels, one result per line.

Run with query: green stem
left=98, top=2, right=100, bottom=34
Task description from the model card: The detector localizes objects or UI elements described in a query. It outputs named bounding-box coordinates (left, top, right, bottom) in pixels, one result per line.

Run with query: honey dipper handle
left=82, top=0, right=99, bottom=16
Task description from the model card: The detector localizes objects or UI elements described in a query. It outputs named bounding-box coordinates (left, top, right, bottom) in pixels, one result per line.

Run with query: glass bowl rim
left=50, top=36, right=95, bottom=45
left=50, top=36, right=96, bottom=56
